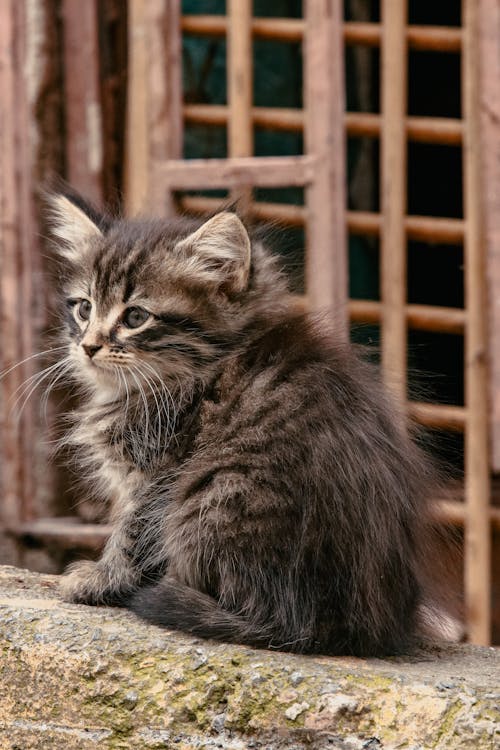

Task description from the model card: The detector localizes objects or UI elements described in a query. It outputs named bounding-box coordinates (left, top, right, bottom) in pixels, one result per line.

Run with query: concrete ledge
left=0, top=566, right=498, bottom=750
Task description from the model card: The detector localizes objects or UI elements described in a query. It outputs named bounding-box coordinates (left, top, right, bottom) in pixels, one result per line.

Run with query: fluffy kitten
left=50, top=190, right=438, bottom=656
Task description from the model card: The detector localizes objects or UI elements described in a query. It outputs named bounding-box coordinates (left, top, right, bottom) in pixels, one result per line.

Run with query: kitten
left=50, top=189, right=439, bottom=656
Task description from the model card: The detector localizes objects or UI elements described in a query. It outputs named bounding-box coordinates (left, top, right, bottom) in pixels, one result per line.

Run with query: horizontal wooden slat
left=9, top=518, right=111, bottom=550
left=347, top=112, right=463, bottom=145
left=349, top=212, right=465, bottom=244
left=181, top=14, right=304, bottom=42
left=8, top=497, right=499, bottom=555
left=344, top=22, right=462, bottom=52
left=184, top=105, right=463, bottom=145
left=435, top=500, right=500, bottom=530
left=404, top=215, right=465, bottom=244
left=181, top=16, right=462, bottom=51
left=154, top=155, right=316, bottom=190
left=180, top=195, right=464, bottom=244
left=179, top=194, right=306, bottom=225
left=184, top=103, right=303, bottom=131
left=349, top=300, right=466, bottom=334
left=408, top=401, right=467, bottom=432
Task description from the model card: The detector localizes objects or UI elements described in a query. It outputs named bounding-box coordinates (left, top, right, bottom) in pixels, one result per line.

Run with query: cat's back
left=178, top=310, right=424, bottom=509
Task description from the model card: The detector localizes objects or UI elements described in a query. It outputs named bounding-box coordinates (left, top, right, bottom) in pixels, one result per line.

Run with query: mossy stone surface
left=0, top=565, right=498, bottom=749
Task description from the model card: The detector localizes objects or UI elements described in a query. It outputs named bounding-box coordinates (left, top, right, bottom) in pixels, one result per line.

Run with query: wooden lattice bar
left=180, top=194, right=465, bottom=245
left=184, top=105, right=463, bottom=146
left=380, top=0, right=408, bottom=404
left=227, top=1, right=253, bottom=160
left=154, top=155, right=316, bottom=190
left=479, top=0, right=500, bottom=474
left=349, top=301, right=466, bottom=335
left=407, top=402, right=467, bottom=433
left=181, top=15, right=462, bottom=52
left=227, top=0, right=253, bottom=210
left=125, top=0, right=149, bottom=215
left=462, top=0, right=491, bottom=645
left=304, top=0, right=348, bottom=325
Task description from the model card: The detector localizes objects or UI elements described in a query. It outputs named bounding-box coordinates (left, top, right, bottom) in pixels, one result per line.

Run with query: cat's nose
left=82, top=343, right=102, bottom=359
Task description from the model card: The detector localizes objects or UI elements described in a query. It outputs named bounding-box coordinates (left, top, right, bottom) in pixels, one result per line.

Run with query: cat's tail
left=128, top=578, right=272, bottom=649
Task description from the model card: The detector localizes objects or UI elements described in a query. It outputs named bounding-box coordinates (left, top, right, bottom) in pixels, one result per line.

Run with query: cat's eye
left=76, top=299, right=92, bottom=321
left=123, top=306, right=150, bottom=329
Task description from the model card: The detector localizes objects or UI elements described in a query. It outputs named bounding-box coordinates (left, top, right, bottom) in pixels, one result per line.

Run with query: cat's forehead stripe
left=93, top=239, right=151, bottom=303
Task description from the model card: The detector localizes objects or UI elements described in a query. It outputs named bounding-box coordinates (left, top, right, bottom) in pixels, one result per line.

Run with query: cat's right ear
left=46, top=193, right=106, bottom=262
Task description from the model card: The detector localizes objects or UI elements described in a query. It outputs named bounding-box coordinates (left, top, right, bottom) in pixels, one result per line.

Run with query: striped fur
left=52, top=190, right=441, bottom=656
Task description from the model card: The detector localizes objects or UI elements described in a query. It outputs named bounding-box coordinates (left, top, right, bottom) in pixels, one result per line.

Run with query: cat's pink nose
left=82, top=343, right=102, bottom=359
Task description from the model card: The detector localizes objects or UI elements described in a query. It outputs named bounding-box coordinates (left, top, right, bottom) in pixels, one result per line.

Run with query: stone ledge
left=0, top=565, right=498, bottom=750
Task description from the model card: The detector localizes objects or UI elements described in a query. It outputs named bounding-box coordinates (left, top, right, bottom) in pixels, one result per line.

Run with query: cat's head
left=48, top=191, right=287, bottom=396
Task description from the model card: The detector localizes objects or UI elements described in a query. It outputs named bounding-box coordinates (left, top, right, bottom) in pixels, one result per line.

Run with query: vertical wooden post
left=478, top=0, right=500, bottom=475
left=462, top=0, right=491, bottom=645
left=304, top=0, right=348, bottom=333
left=380, top=0, right=408, bottom=402
left=0, top=0, right=23, bottom=557
left=147, top=0, right=183, bottom=216
left=125, top=0, right=149, bottom=216
left=227, top=0, right=253, bottom=210
left=62, top=0, right=103, bottom=203
left=0, top=0, right=45, bottom=554
left=13, top=0, right=43, bottom=524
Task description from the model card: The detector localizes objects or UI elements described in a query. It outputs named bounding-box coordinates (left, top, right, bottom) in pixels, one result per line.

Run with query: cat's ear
left=47, top=193, right=105, bottom=262
left=174, top=212, right=251, bottom=294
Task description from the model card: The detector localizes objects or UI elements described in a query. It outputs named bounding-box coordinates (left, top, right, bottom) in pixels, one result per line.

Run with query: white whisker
left=0, top=346, right=67, bottom=382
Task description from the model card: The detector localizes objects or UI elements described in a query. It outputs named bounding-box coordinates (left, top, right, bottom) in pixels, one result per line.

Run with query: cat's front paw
left=60, top=560, right=131, bottom=606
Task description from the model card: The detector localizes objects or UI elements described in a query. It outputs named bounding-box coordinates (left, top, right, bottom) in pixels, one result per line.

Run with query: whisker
left=0, top=345, right=68, bottom=382
left=12, top=357, right=72, bottom=422
left=40, top=360, right=74, bottom=420
left=11, top=359, right=68, bottom=409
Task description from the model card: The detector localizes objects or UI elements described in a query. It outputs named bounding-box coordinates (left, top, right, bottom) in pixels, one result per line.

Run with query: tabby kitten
left=50, top=190, right=437, bottom=656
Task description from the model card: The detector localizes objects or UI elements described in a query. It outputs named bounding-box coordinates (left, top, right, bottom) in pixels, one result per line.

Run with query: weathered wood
left=61, top=0, right=103, bottom=202
left=10, top=518, right=111, bottom=551
left=304, top=0, right=348, bottom=330
left=153, top=155, right=316, bottom=192
left=12, top=0, right=44, bottom=524
left=0, top=0, right=46, bottom=550
left=462, top=0, right=491, bottom=645
left=380, top=0, right=408, bottom=403
left=0, top=0, right=23, bottom=547
left=146, top=0, right=183, bottom=215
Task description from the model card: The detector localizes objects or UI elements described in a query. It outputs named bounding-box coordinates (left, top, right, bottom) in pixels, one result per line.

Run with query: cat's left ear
left=174, top=212, right=251, bottom=294
left=47, top=193, right=106, bottom=262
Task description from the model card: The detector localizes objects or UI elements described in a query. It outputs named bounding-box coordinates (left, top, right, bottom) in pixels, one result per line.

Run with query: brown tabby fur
left=49, top=189, right=439, bottom=656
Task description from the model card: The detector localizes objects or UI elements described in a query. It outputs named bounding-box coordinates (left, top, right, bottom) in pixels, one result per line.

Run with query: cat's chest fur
left=69, top=396, right=178, bottom=509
